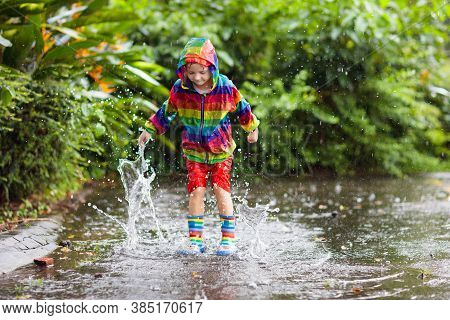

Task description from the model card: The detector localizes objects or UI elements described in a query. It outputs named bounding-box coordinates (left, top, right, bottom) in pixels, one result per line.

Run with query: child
left=138, top=38, right=259, bottom=256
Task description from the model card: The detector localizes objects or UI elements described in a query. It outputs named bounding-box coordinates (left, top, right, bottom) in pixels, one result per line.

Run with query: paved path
left=0, top=215, right=63, bottom=274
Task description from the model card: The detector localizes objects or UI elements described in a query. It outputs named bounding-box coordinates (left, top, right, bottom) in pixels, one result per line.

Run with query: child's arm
left=139, top=86, right=178, bottom=146
left=231, top=84, right=260, bottom=143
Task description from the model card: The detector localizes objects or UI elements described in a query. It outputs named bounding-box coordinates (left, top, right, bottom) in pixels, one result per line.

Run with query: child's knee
left=213, top=184, right=231, bottom=196
left=190, top=186, right=206, bottom=198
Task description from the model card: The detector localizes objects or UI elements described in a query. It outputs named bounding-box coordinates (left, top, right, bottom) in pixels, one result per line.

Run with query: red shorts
left=186, top=157, right=233, bottom=194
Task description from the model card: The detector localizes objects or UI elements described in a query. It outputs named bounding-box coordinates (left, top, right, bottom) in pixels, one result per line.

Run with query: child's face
left=186, top=63, right=212, bottom=87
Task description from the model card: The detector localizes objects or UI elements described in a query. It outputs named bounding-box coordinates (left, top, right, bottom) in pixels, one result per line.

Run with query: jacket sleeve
left=144, top=86, right=178, bottom=136
left=231, top=84, right=260, bottom=133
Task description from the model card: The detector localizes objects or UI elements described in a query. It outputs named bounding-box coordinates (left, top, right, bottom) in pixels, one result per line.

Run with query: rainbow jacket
left=144, top=38, right=260, bottom=164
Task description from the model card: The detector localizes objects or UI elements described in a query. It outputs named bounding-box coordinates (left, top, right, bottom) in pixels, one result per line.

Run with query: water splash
left=90, top=145, right=164, bottom=249
left=117, top=145, right=164, bottom=248
left=236, top=194, right=279, bottom=258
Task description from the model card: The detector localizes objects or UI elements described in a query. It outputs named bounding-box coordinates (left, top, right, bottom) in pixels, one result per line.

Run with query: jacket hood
left=176, top=38, right=219, bottom=90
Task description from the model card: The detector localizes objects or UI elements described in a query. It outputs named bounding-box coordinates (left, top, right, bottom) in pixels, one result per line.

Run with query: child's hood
left=176, top=38, right=220, bottom=90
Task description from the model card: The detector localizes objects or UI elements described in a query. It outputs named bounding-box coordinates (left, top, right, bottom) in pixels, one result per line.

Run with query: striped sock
left=188, top=215, right=204, bottom=249
left=219, top=214, right=236, bottom=246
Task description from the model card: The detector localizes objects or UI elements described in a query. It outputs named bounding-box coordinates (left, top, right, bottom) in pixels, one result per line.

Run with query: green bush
left=126, top=0, right=449, bottom=176
left=0, top=65, right=92, bottom=203
left=0, top=0, right=168, bottom=216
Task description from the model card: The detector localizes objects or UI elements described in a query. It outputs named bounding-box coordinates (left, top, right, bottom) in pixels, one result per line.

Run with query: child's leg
left=210, top=157, right=233, bottom=215
left=178, top=187, right=206, bottom=254
left=211, top=157, right=236, bottom=255
left=212, top=184, right=233, bottom=215
left=187, top=187, right=206, bottom=250
left=189, top=187, right=206, bottom=215
left=213, top=186, right=236, bottom=251
left=179, top=160, right=208, bottom=254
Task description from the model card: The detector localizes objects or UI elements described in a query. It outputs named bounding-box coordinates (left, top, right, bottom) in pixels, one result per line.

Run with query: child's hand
left=247, top=128, right=258, bottom=143
left=138, top=130, right=152, bottom=147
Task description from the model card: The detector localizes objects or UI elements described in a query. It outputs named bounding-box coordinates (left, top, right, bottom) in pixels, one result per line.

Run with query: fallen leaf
left=60, top=247, right=71, bottom=253
left=352, top=287, right=363, bottom=294
left=426, top=178, right=442, bottom=186
left=34, top=257, right=54, bottom=267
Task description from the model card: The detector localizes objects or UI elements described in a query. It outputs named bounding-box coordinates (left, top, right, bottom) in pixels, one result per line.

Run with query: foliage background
left=0, top=0, right=449, bottom=221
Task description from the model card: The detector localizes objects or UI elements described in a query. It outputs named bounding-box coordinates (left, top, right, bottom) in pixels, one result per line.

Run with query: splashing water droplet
left=90, top=145, right=164, bottom=249
left=237, top=198, right=279, bottom=258
left=117, top=145, right=164, bottom=248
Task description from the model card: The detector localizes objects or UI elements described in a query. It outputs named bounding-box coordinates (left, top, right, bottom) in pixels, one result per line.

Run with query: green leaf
left=444, top=4, right=450, bottom=19
left=29, top=14, right=44, bottom=56
left=355, top=15, right=368, bottom=34
left=330, top=27, right=340, bottom=40
left=43, top=24, right=87, bottom=40
left=0, top=86, right=13, bottom=105
left=40, top=46, right=75, bottom=66
left=123, top=65, right=161, bottom=86
left=0, top=34, right=12, bottom=47
left=63, top=10, right=140, bottom=28
left=379, top=0, right=390, bottom=9
left=94, top=123, right=106, bottom=138
left=217, top=50, right=234, bottom=67
left=341, top=11, right=357, bottom=26
left=0, top=0, right=46, bottom=13
left=310, top=106, right=340, bottom=124
left=130, top=97, right=159, bottom=112
left=129, top=61, right=165, bottom=74
left=425, top=129, right=448, bottom=145
left=2, top=24, right=35, bottom=68
left=12, top=3, right=45, bottom=14
left=67, top=40, right=102, bottom=50
left=39, top=40, right=101, bottom=66
left=85, top=0, right=109, bottom=14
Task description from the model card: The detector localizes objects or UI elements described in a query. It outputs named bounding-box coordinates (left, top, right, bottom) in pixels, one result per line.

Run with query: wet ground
left=0, top=172, right=449, bottom=299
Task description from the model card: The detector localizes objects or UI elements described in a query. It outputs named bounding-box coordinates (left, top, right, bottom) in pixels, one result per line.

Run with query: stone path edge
left=0, top=214, right=63, bottom=274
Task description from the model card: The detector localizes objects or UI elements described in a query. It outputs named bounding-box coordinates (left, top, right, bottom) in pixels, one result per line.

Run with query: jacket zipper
left=199, top=94, right=208, bottom=163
